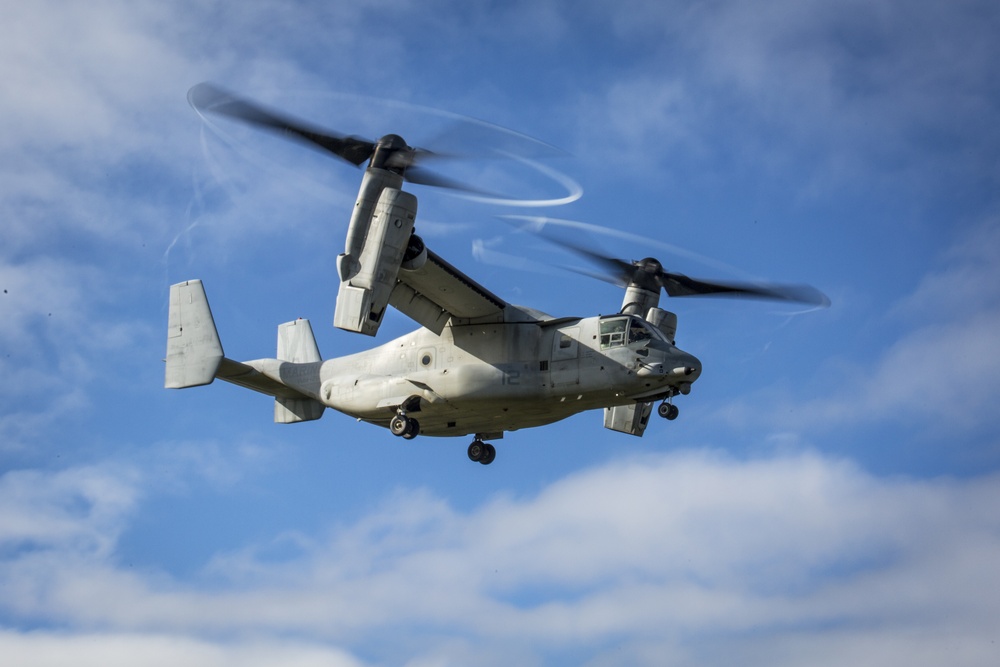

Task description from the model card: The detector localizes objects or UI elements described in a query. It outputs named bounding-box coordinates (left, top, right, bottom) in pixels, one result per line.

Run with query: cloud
left=0, top=464, right=140, bottom=558
left=2, top=451, right=998, bottom=665
left=0, top=255, right=157, bottom=455
left=0, top=630, right=364, bottom=667
left=713, top=216, right=1000, bottom=445
left=893, top=219, right=1000, bottom=319
left=569, top=0, right=1000, bottom=196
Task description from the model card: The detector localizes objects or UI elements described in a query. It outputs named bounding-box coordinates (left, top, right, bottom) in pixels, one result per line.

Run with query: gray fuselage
left=248, top=309, right=701, bottom=438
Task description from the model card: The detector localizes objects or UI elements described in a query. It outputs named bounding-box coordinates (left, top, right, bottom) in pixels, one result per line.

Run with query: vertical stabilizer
left=275, top=397, right=325, bottom=423
left=274, top=318, right=325, bottom=423
left=165, top=280, right=224, bottom=388
left=277, top=319, right=321, bottom=363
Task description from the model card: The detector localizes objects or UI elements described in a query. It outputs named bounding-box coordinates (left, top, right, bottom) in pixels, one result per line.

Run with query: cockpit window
left=600, top=316, right=664, bottom=348
left=629, top=320, right=654, bottom=344
left=599, top=317, right=628, bottom=348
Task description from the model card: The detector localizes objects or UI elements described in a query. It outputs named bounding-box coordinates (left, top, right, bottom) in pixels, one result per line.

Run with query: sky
left=2, top=0, right=999, bottom=665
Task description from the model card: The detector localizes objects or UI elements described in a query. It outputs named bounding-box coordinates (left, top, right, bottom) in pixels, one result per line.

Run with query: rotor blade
left=505, top=221, right=637, bottom=284
left=188, top=83, right=375, bottom=166
left=658, top=272, right=831, bottom=306
left=559, top=263, right=629, bottom=287
left=504, top=215, right=830, bottom=307
left=403, top=164, right=504, bottom=196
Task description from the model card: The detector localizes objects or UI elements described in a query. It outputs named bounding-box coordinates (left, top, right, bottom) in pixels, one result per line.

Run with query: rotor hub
left=629, top=257, right=664, bottom=292
left=371, top=134, right=413, bottom=173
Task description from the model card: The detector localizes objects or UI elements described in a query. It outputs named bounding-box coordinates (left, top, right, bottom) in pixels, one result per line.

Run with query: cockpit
left=598, top=315, right=666, bottom=349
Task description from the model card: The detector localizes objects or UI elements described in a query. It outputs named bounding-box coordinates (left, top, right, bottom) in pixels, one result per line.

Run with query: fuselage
left=248, top=309, right=701, bottom=437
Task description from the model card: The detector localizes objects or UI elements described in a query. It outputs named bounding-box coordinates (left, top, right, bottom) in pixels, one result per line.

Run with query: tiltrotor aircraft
left=166, top=84, right=828, bottom=465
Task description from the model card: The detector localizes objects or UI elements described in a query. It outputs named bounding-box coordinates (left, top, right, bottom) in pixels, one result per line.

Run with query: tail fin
left=277, top=319, right=321, bottom=363
left=274, top=318, right=324, bottom=423
left=165, top=280, right=224, bottom=388
left=165, top=281, right=325, bottom=424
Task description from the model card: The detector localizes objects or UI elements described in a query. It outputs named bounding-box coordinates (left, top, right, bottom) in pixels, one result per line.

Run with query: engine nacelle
left=334, top=187, right=417, bottom=336
left=400, top=232, right=427, bottom=272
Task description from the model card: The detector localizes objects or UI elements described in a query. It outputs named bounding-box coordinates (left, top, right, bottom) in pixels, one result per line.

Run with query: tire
left=479, top=444, right=496, bottom=465
left=402, top=418, right=420, bottom=439
left=468, top=442, right=484, bottom=462
left=390, top=415, right=408, bottom=436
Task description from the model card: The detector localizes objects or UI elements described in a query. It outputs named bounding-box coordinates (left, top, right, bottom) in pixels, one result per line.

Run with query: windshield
left=599, top=316, right=665, bottom=348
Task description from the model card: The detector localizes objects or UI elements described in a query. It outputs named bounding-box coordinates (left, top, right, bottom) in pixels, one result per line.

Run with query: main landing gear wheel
left=390, top=415, right=420, bottom=438
left=468, top=440, right=496, bottom=465
left=481, top=443, right=496, bottom=465
left=657, top=403, right=679, bottom=420
left=401, top=419, right=420, bottom=439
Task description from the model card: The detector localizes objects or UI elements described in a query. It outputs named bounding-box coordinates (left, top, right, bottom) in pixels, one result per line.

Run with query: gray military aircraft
left=167, top=84, right=828, bottom=465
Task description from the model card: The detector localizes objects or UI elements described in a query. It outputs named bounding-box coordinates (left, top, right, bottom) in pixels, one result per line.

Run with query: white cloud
left=0, top=464, right=140, bottom=558
left=570, top=0, right=1000, bottom=195
left=893, top=219, right=1000, bottom=320
left=0, top=255, right=157, bottom=454
left=1, top=451, right=998, bottom=665
left=0, top=631, right=364, bottom=667
left=713, top=216, right=1000, bottom=439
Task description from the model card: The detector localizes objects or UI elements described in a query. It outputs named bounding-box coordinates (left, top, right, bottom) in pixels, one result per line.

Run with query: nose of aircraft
left=681, top=352, right=702, bottom=380
left=668, top=351, right=702, bottom=386
left=638, top=344, right=702, bottom=383
left=669, top=361, right=700, bottom=377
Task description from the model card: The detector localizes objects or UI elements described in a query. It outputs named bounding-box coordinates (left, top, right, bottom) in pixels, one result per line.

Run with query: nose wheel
left=468, top=440, right=496, bottom=465
left=657, top=401, right=679, bottom=420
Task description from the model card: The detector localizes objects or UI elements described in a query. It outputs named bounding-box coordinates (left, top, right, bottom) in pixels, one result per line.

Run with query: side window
left=600, top=317, right=628, bottom=348
left=553, top=327, right=580, bottom=360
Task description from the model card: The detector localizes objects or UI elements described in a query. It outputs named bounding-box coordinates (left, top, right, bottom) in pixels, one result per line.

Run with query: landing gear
left=468, top=440, right=496, bottom=465
left=657, top=401, right=679, bottom=420
left=401, top=419, right=420, bottom=439
left=390, top=414, right=420, bottom=438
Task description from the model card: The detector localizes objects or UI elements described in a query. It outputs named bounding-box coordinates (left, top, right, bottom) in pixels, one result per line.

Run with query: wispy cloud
left=570, top=0, right=1000, bottom=198
left=0, top=464, right=140, bottom=558
left=0, top=630, right=364, bottom=667
left=711, top=216, right=1000, bottom=453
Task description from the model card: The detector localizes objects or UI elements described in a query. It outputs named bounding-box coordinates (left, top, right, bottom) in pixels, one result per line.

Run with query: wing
left=389, top=248, right=508, bottom=333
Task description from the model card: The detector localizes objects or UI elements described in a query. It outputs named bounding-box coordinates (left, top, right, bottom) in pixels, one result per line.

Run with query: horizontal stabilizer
left=215, top=357, right=325, bottom=424
left=165, top=280, right=224, bottom=388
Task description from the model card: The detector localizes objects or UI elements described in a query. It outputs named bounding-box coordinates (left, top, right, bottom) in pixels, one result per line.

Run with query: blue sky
left=2, top=1, right=999, bottom=665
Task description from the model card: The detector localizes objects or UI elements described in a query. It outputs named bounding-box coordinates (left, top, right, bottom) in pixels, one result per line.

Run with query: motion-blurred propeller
left=188, top=83, right=486, bottom=193
left=508, top=216, right=830, bottom=307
